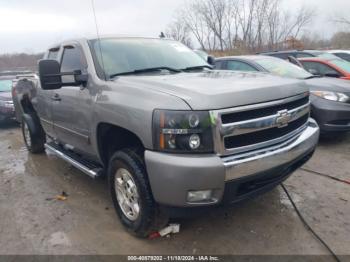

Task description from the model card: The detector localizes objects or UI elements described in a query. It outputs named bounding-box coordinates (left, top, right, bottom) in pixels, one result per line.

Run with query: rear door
left=52, top=43, right=92, bottom=153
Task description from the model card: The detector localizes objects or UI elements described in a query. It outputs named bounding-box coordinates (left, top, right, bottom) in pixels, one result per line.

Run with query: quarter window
left=48, top=49, right=59, bottom=60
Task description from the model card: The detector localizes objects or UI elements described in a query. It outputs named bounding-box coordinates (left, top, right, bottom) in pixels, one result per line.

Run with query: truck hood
left=115, top=71, right=308, bottom=110
left=306, top=77, right=350, bottom=93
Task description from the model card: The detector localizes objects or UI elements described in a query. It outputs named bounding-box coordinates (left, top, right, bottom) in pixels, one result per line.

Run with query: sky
left=0, top=0, right=349, bottom=54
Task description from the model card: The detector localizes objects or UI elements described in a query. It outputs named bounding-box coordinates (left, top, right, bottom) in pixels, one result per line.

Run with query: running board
left=44, top=143, right=103, bottom=179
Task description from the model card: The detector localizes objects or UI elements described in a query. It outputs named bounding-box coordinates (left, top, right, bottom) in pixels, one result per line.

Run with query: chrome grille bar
left=220, top=102, right=310, bottom=137
left=210, top=93, right=310, bottom=156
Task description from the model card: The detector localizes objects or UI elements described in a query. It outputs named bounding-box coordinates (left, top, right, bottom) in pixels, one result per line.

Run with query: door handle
left=51, top=93, right=61, bottom=101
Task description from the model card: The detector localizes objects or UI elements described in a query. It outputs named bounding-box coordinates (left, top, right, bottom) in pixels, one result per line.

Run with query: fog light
left=189, top=134, right=200, bottom=149
left=187, top=190, right=212, bottom=203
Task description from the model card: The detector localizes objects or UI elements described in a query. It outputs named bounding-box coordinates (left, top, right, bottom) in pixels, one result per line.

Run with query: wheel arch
left=20, top=95, right=36, bottom=115
left=96, top=122, right=146, bottom=166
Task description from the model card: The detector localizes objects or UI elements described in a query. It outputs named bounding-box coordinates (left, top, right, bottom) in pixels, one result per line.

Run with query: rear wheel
left=108, top=149, right=168, bottom=238
left=21, top=114, right=45, bottom=154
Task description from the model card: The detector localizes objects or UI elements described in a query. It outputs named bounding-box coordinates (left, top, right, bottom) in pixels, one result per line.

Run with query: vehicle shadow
left=319, top=132, right=350, bottom=146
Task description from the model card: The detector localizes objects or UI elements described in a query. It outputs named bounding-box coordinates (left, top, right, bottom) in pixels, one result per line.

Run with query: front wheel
left=108, top=149, right=168, bottom=238
left=21, top=114, right=45, bottom=154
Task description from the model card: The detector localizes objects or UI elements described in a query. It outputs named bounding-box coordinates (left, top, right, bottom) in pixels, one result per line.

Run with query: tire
left=108, top=149, right=168, bottom=238
left=21, top=114, right=45, bottom=154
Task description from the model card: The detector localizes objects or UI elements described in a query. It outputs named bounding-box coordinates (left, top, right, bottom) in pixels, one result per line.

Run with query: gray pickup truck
left=13, top=36, right=319, bottom=237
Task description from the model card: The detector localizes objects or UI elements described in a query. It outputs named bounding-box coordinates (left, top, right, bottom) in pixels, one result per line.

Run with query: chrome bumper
left=223, top=118, right=320, bottom=181
left=145, top=119, right=319, bottom=207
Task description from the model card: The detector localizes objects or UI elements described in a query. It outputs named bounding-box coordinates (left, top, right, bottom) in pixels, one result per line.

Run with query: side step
left=45, top=142, right=104, bottom=179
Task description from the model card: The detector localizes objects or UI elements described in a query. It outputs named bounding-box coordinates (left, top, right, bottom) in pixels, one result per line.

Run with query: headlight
left=153, top=110, right=213, bottom=153
left=311, top=91, right=349, bottom=103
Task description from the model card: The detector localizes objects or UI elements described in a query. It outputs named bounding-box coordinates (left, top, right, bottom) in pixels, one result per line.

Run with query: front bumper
left=311, top=96, right=350, bottom=133
left=145, top=119, right=319, bottom=207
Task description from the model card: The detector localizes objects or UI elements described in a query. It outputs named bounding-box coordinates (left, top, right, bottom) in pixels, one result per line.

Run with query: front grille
left=211, top=93, right=310, bottom=155
left=221, top=96, right=309, bottom=124
left=224, top=114, right=308, bottom=149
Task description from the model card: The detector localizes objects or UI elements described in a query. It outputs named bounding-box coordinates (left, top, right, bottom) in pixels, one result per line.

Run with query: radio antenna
left=91, top=0, right=107, bottom=80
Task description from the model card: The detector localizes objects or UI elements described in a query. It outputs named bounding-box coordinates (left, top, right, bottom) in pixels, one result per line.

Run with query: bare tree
left=198, top=0, right=229, bottom=51
left=180, top=1, right=212, bottom=50
left=331, top=32, right=350, bottom=48
left=333, top=16, right=350, bottom=26
left=166, top=0, right=315, bottom=53
left=165, top=15, right=193, bottom=48
left=266, top=2, right=315, bottom=50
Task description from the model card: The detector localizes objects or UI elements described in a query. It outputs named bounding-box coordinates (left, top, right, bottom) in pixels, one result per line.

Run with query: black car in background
left=215, top=55, right=350, bottom=134
left=0, top=77, right=15, bottom=123
left=258, top=50, right=340, bottom=60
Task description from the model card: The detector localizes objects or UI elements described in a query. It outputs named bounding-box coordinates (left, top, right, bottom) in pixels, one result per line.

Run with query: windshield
left=255, top=57, right=312, bottom=79
left=89, top=38, right=209, bottom=78
left=331, top=59, right=350, bottom=73
left=0, top=80, right=12, bottom=92
left=194, top=50, right=208, bottom=61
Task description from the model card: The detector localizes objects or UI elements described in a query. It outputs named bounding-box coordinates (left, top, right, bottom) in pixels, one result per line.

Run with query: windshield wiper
left=181, top=65, right=213, bottom=71
left=304, top=75, right=322, bottom=80
left=110, top=67, right=181, bottom=78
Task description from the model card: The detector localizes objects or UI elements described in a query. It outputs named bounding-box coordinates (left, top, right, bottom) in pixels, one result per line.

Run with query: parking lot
left=0, top=121, right=349, bottom=256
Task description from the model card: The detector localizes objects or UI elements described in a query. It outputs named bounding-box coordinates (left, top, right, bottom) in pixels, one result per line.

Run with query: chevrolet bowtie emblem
left=276, top=109, right=292, bottom=128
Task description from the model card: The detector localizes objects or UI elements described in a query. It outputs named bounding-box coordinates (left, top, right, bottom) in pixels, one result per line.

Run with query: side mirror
left=39, top=59, right=88, bottom=90
left=74, top=70, right=88, bottom=83
left=38, top=59, right=62, bottom=90
left=287, top=56, right=304, bottom=68
left=207, top=55, right=215, bottom=66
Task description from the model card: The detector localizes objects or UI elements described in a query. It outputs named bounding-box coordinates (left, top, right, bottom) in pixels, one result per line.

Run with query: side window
left=48, top=49, right=59, bottom=60
left=226, top=61, right=257, bottom=72
left=214, top=61, right=224, bottom=69
left=60, top=46, right=85, bottom=72
left=60, top=46, right=86, bottom=83
left=302, top=61, right=340, bottom=76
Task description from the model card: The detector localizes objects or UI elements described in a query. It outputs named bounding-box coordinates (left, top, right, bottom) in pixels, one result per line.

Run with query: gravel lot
left=0, top=121, right=349, bottom=257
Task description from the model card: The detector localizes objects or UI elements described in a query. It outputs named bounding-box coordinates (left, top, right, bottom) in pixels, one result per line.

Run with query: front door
left=35, top=48, right=61, bottom=137
left=52, top=44, right=92, bottom=153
